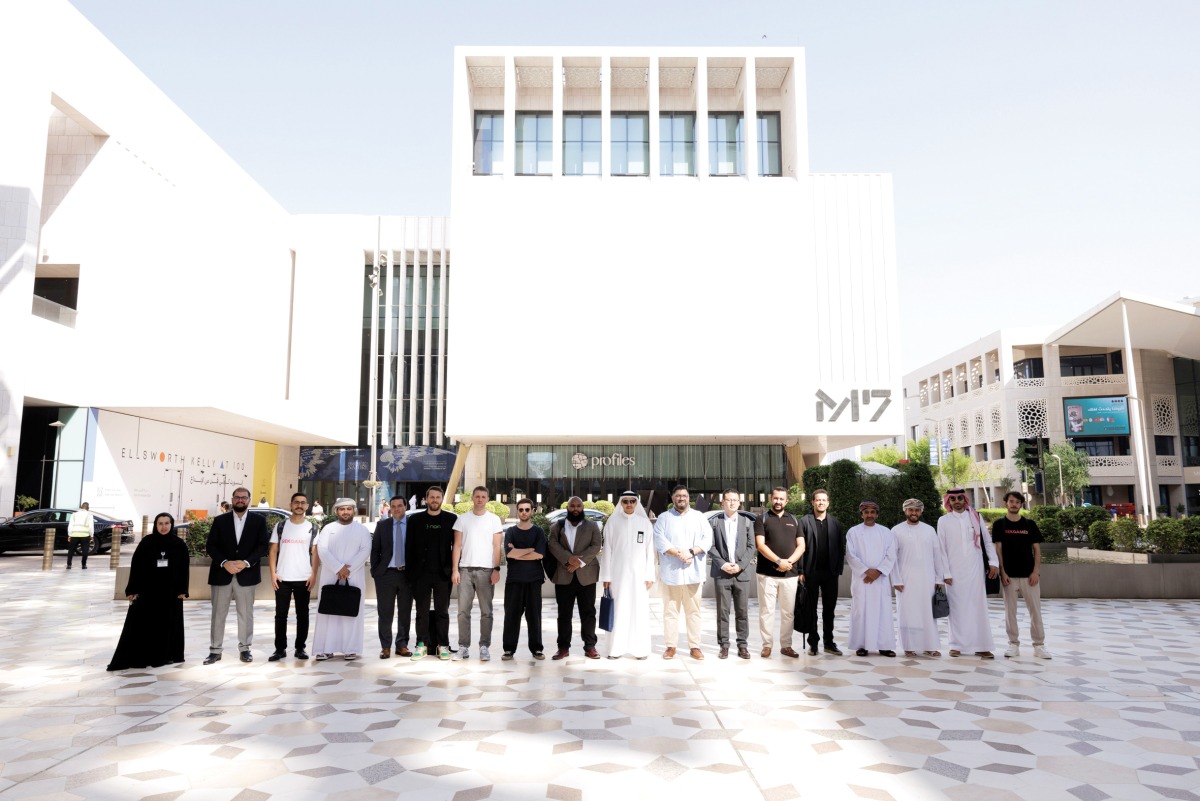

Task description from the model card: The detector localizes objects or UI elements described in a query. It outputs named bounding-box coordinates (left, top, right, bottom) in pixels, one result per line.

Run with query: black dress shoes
left=295, top=650, right=309, bottom=660
left=807, top=646, right=818, bottom=656
left=268, top=651, right=286, bottom=662
left=240, top=650, right=253, bottom=663
left=824, top=644, right=843, bottom=656
left=203, top=654, right=222, bottom=665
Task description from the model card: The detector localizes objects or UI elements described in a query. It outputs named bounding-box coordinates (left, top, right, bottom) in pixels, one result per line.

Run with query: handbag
left=318, top=579, right=361, bottom=617
left=598, top=587, right=615, bottom=632
left=932, top=587, right=950, bottom=619
left=792, top=579, right=810, bottom=634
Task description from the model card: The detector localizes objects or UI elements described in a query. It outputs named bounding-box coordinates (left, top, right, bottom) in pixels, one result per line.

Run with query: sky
left=70, top=0, right=1200, bottom=372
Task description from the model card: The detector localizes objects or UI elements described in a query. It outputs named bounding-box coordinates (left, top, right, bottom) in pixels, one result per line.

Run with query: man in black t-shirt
left=501, top=499, right=547, bottom=660
left=407, top=487, right=457, bottom=661
left=991, top=491, right=1051, bottom=660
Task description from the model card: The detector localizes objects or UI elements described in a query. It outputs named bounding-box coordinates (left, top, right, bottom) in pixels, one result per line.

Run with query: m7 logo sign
left=815, top=389, right=892, bottom=423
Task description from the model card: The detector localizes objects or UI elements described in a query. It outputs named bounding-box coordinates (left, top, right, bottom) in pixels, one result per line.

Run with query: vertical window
left=516, top=112, right=552, bottom=176
left=757, top=112, right=781, bottom=176
left=473, top=111, right=503, bottom=175
left=708, top=113, right=743, bottom=176
left=611, top=112, right=649, bottom=176
left=659, top=112, right=695, bottom=176
left=563, top=112, right=601, bottom=176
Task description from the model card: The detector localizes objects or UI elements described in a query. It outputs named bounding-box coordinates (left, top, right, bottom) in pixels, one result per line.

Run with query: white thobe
left=598, top=515, right=657, bottom=658
left=846, top=523, right=897, bottom=651
left=891, top=521, right=949, bottom=652
left=937, top=510, right=997, bottom=652
left=313, top=520, right=371, bottom=656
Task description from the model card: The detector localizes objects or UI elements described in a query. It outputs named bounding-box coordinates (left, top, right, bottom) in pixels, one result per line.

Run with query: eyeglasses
left=517, top=507, right=532, bottom=513
left=947, top=494, right=966, bottom=500
left=620, top=499, right=637, bottom=505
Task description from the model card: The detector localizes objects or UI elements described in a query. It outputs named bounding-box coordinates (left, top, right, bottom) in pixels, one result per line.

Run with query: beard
left=566, top=510, right=585, bottom=524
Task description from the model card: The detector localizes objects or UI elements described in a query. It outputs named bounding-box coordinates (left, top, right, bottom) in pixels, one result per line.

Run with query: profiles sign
left=572, top=451, right=636, bottom=470
left=815, top=389, right=892, bottom=423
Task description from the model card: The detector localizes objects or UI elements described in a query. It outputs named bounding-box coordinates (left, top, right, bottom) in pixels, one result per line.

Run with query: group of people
left=105, top=482, right=1050, bottom=671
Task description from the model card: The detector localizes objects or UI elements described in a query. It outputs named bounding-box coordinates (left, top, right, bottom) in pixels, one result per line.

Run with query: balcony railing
left=1062, top=375, right=1126, bottom=387
left=1086, top=455, right=1134, bottom=476
left=1156, top=456, right=1182, bottom=476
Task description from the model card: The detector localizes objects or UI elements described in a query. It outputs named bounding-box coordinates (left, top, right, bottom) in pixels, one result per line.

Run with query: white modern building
left=903, top=292, right=1200, bottom=518
left=446, top=47, right=902, bottom=510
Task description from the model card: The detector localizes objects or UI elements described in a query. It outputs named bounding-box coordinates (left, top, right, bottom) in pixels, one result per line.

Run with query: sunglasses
left=620, top=499, right=637, bottom=505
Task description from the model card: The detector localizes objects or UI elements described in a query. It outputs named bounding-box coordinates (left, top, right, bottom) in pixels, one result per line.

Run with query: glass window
left=708, top=113, right=743, bottom=176
left=757, top=112, right=781, bottom=176
left=611, top=113, right=649, bottom=176
left=516, top=112, right=552, bottom=176
left=563, top=112, right=601, bottom=176
left=473, top=111, right=503, bottom=175
left=659, top=112, right=695, bottom=176
left=1155, top=435, right=1176, bottom=456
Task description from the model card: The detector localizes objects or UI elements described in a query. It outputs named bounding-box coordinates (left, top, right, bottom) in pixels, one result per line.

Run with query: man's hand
left=604, top=581, right=611, bottom=590
left=676, top=550, right=693, bottom=566
left=489, top=569, right=500, bottom=586
left=986, top=566, right=998, bottom=579
left=1000, top=571, right=1010, bottom=587
left=451, top=569, right=460, bottom=586
left=567, top=556, right=583, bottom=573
left=775, top=558, right=792, bottom=573
left=1029, top=570, right=1039, bottom=587
left=893, top=584, right=905, bottom=592
left=863, top=568, right=882, bottom=584
left=305, top=572, right=316, bottom=590
left=224, top=561, right=244, bottom=575
left=336, top=566, right=350, bottom=581
left=645, top=580, right=654, bottom=590
left=270, top=573, right=280, bottom=591
left=945, top=578, right=954, bottom=586
left=722, top=563, right=740, bottom=574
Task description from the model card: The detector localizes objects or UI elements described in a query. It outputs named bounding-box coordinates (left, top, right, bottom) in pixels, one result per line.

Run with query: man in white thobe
left=599, top=491, right=656, bottom=660
left=653, top=485, right=712, bottom=660
left=313, top=498, right=371, bottom=660
left=891, top=498, right=949, bottom=657
left=936, top=488, right=998, bottom=659
left=846, top=499, right=897, bottom=657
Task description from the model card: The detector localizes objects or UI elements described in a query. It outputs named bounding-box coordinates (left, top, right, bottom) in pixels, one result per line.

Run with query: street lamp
left=1050, top=453, right=1064, bottom=507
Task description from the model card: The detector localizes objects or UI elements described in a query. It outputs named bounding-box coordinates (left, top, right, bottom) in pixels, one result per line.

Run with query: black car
left=0, top=509, right=134, bottom=555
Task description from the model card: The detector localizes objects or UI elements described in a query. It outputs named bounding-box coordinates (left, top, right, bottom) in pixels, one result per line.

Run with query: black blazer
left=707, top=513, right=755, bottom=581
left=799, top=513, right=845, bottom=577
left=206, top=511, right=270, bottom=586
left=370, top=515, right=407, bottom=578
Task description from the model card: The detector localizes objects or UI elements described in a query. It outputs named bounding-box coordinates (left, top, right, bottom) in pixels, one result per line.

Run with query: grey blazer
left=707, top=513, right=755, bottom=582
left=546, top=518, right=602, bottom=586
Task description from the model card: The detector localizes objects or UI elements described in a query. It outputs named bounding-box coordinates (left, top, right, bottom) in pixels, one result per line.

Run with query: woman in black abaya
left=107, top=512, right=190, bottom=671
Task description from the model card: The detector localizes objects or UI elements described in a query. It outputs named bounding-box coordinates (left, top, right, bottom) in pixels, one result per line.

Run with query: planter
left=1038, top=562, right=1200, bottom=599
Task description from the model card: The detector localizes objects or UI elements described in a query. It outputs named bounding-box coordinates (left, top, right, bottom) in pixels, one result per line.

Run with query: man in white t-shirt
left=451, top=486, right=503, bottom=661
left=267, top=492, right=320, bottom=661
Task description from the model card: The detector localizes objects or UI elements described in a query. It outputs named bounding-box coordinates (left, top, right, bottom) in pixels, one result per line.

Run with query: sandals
left=949, top=650, right=961, bottom=657
left=904, top=651, right=918, bottom=658
left=855, top=648, right=869, bottom=657
left=924, top=650, right=942, bottom=658
left=976, top=651, right=995, bottom=660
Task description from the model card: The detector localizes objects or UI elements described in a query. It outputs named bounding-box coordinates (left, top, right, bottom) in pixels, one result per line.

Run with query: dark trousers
left=803, top=571, right=840, bottom=648
left=555, top=576, right=597, bottom=650
left=374, top=568, right=414, bottom=649
left=412, top=573, right=451, bottom=648
left=502, top=581, right=543, bottom=655
left=67, top=538, right=90, bottom=568
left=713, top=576, right=750, bottom=647
left=273, top=580, right=310, bottom=652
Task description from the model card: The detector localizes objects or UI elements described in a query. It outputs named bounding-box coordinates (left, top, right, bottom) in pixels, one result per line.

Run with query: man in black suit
left=708, top=489, right=756, bottom=659
left=546, top=496, right=603, bottom=660
left=371, top=495, right=414, bottom=659
left=798, top=488, right=846, bottom=656
left=406, top=486, right=457, bottom=661
left=205, top=486, right=271, bottom=664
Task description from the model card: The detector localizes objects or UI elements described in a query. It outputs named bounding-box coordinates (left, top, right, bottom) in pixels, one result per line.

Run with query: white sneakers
left=1005, top=644, right=1053, bottom=659
left=480, top=646, right=491, bottom=662
left=459, top=647, right=470, bottom=660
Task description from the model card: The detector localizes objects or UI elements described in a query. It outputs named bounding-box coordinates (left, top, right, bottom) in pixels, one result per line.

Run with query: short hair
left=425, top=486, right=444, bottom=497
left=671, top=484, right=689, bottom=495
left=472, top=485, right=489, bottom=496
left=290, top=492, right=307, bottom=503
left=722, top=488, right=740, bottom=500
left=81, top=502, right=89, bottom=509
left=771, top=486, right=789, bottom=497
left=516, top=499, right=534, bottom=510
left=1003, top=491, right=1024, bottom=504
left=231, top=486, right=251, bottom=499
left=389, top=495, right=407, bottom=505
left=811, top=488, right=830, bottom=500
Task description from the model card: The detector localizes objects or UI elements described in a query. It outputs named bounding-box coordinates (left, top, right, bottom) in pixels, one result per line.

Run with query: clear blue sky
left=72, top=0, right=1200, bottom=371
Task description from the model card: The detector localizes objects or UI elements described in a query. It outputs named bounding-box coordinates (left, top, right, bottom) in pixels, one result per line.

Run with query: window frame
left=472, top=111, right=504, bottom=176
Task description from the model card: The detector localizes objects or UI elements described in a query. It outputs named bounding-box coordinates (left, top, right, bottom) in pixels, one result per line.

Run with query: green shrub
left=978, top=508, right=1006, bottom=525
left=784, top=499, right=806, bottom=517
left=486, top=500, right=510, bottom=520
left=1111, top=517, right=1142, bottom=551
left=1145, top=518, right=1185, bottom=554
left=1182, top=516, right=1200, bottom=553
left=15, top=494, right=38, bottom=512
left=1030, top=506, right=1062, bottom=525
left=1088, top=520, right=1113, bottom=551
left=593, top=500, right=614, bottom=516
left=1039, top=517, right=1063, bottom=543
left=1075, top=506, right=1110, bottom=530
left=453, top=501, right=471, bottom=514
left=185, top=518, right=212, bottom=559
left=531, top=511, right=552, bottom=536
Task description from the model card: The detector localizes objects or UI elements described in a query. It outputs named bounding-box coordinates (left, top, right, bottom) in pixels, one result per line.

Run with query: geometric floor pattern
left=2, top=556, right=1199, bottom=801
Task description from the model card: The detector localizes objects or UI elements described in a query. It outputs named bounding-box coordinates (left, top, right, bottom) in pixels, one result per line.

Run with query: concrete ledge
left=1067, top=548, right=1200, bottom=565
left=1038, top=562, right=1200, bottom=599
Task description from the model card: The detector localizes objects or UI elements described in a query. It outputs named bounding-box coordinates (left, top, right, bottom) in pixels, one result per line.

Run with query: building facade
left=903, top=293, right=1200, bottom=517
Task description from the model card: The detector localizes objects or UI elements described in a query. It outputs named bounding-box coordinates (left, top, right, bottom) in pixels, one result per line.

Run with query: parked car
left=0, top=509, right=133, bottom=555
left=544, top=507, right=608, bottom=532
left=176, top=507, right=293, bottom=537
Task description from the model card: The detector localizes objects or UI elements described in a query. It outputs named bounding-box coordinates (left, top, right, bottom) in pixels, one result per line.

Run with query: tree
left=861, top=444, right=901, bottom=468
left=936, top=450, right=974, bottom=493
left=1043, top=440, right=1091, bottom=505
left=827, top=460, right=863, bottom=530
left=970, top=461, right=1002, bottom=508
left=906, top=436, right=931, bottom=466
left=894, top=462, right=942, bottom=526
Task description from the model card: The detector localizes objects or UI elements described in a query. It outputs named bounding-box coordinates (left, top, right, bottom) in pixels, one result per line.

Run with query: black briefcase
left=318, top=579, right=361, bottom=617
left=598, top=588, right=615, bottom=632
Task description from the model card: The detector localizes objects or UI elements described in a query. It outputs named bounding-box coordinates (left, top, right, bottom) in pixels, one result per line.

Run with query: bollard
left=109, top=527, right=121, bottom=570
left=140, top=514, right=149, bottom=544
left=42, top=527, right=56, bottom=571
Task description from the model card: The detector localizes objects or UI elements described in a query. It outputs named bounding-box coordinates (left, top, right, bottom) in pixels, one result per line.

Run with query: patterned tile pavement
left=2, top=555, right=1199, bottom=800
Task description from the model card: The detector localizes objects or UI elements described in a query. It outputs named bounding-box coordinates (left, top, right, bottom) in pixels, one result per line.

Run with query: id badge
left=157, top=553, right=168, bottom=568
left=637, top=531, right=644, bottom=543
